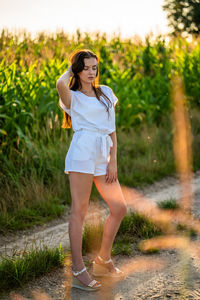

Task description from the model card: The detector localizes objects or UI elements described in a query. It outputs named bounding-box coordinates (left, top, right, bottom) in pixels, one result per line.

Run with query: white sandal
left=72, top=266, right=101, bottom=291
left=92, top=255, right=124, bottom=278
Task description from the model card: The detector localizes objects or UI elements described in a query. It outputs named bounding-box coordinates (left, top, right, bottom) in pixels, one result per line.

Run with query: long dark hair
left=62, top=49, right=112, bottom=129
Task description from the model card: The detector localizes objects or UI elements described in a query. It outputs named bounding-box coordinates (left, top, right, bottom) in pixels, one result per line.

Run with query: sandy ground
left=0, top=170, right=200, bottom=300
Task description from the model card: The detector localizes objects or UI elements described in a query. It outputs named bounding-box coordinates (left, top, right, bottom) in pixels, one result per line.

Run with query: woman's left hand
left=106, top=159, right=117, bottom=183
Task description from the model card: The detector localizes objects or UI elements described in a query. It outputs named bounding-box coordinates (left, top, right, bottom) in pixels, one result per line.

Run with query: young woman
left=56, top=49, right=127, bottom=292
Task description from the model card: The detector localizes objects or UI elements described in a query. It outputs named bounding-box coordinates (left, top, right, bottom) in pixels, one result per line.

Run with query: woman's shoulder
left=99, top=84, right=112, bottom=91
left=99, top=85, right=113, bottom=95
left=69, top=89, right=77, bottom=94
left=69, top=89, right=82, bottom=98
left=99, top=85, right=118, bottom=106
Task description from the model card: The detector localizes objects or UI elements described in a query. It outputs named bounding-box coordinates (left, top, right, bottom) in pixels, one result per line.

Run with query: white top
left=59, top=85, right=118, bottom=134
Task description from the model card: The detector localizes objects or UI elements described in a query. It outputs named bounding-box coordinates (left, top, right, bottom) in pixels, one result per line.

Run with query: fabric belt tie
left=100, top=134, right=113, bottom=160
left=75, top=128, right=113, bottom=160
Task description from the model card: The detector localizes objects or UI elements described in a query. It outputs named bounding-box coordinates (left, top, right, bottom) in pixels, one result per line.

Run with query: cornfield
left=1, top=29, right=200, bottom=157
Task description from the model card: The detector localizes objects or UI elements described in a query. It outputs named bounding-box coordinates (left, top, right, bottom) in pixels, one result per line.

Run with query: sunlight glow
left=1, top=0, right=169, bottom=38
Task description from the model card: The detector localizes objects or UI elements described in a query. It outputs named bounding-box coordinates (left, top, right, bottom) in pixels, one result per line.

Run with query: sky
left=0, top=0, right=169, bottom=38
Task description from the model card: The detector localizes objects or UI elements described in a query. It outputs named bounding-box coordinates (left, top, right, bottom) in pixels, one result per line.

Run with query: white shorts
left=64, top=128, right=113, bottom=176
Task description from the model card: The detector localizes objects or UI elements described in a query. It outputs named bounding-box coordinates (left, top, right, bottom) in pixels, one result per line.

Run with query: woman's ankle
left=72, top=262, right=85, bottom=271
left=97, top=253, right=111, bottom=262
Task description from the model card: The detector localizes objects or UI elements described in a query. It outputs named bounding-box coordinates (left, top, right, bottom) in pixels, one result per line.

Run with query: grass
left=112, top=240, right=132, bottom=256
left=117, top=119, right=175, bottom=187
left=112, top=236, right=133, bottom=256
left=0, top=245, right=65, bottom=293
left=176, top=223, right=198, bottom=237
left=117, top=108, right=200, bottom=187
left=0, top=109, right=200, bottom=232
left=82, top=220, right=104, bottom=255
left=157, top=198, right=179, bottom=210
left=82, top=212, right=162, bottom=255
left=116, top=212, right=162, bottom=239
left=137, top=244, right=160, bottom=254
left=157, top=200, right=198, bottom=237
left=0, top=197, right=66, bottom=232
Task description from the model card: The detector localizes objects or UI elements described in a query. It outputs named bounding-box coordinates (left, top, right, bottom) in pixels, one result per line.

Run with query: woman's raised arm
left=56, top=65, right=73, bottom=109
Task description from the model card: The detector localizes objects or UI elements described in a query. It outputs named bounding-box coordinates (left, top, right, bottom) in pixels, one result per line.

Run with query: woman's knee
left=70, top=204, right=88, bottom=222
left=119, top=203, right=127, bottom=218
left=110, top=201, right=127, bottom=219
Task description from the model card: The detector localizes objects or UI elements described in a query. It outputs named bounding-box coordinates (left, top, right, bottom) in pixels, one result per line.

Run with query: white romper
left=59, top=85, right=118, bottom=176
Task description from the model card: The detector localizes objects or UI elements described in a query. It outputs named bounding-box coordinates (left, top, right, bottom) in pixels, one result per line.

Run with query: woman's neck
left=80, top=83, right=93, bottom=93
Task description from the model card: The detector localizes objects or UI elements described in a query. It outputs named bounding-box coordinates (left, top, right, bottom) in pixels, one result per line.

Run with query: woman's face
left=78, top=57, right=98, bottom=85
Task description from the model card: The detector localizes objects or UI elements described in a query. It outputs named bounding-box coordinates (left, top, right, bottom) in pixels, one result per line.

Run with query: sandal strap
left=88, top=279, right=99, bottom=287
left=114, top=267, right=123, bottom=274
left=72, top=266, right=86, bottom=276
left=96, top=256, right=123, bottom=274
left=97, top=255, right=112, bottom=264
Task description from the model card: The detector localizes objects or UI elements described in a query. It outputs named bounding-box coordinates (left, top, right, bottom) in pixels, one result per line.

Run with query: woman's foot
left=92, top=255, right=124, bottom=277
left=72, top=265, right=101, bottom=291
left=94, top=256, right=117, bottom=273
left=72, top=265, right=95, bottom=286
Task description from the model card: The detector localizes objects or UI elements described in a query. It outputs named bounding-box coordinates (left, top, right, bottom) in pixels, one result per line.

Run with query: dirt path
left=1, top=171, right=200, bottom=299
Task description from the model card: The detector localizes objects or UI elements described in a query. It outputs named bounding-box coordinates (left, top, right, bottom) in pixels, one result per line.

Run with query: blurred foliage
left=163, top=0, right=200, bottom=35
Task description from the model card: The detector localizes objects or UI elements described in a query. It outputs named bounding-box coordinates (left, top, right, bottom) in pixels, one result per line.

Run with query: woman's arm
left=56, top=66, right=73, bottom=109
left=106, top=131, right=117, bottom=183
left=109, top=131, right=117, bottom=161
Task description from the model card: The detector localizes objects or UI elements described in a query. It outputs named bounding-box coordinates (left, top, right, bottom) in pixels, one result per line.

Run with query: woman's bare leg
left=93, top=175, right=127, bottom=260
left=68, top=171, right=94, bottom=285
